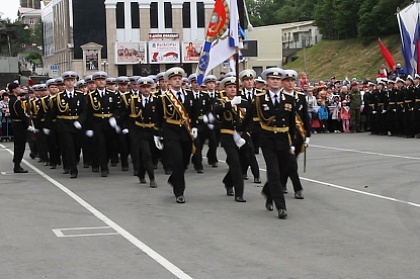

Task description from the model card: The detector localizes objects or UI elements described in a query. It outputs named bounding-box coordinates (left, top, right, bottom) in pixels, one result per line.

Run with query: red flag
left=378, top=38, right=396, bottom=70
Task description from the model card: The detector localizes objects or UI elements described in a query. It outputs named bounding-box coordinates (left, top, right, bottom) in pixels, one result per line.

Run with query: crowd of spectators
left=296, top=63, right=407, bottom=134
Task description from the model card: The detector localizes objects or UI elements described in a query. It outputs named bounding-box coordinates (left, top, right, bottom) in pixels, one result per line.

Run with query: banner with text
left=148, top=41, right=180, bottom=64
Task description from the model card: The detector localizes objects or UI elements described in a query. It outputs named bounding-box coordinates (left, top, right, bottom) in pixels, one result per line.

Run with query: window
left=118, top=65, right=127, bottom=76
left=182, top=2, right=191, bottom=28
left=116, top=2, right=125, bottom=29
left=131, top=2, right=140, bottom=28
left=72, top=0, right=107, bottom=59
left=29, top=18, right=34, bottom=24
left=164, top=2, right=172, bottom=28
left=150, top=2, right=158, bottom=28
left=197, top=2, right=205, bottom=28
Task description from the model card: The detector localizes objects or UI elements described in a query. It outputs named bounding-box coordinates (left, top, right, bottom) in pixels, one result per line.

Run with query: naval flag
left=196, top=0, right=242, bottom=85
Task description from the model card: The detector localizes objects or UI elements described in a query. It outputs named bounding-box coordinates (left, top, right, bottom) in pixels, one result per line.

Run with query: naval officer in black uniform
left=155, top=67, right=197, bottom=203
left=45, top=71, right=87, bottom=178
left=256, top=68, right=296, bottom=219
left=8, top=82, right=29, bottom=173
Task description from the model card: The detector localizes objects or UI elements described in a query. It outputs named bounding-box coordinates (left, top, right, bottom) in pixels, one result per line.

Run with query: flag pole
left=235, top=47, right=240, bottom=96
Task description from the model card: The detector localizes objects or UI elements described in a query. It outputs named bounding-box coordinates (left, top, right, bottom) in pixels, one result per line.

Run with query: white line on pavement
left=311, top=144, right=420, bottom=160
left=217, top=160, right=420, bottom=209
left=0, top=144, right=194, bottom=279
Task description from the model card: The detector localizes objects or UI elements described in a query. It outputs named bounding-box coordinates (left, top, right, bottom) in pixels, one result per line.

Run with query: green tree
left=314, top=0, right=337, bottom=39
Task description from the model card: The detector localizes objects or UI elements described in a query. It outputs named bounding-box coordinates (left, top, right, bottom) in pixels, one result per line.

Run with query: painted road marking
left=0, top=144, right=194, bottom=279
left=311, top=144, right=420, bottom=160
left=217, top=159, right=420, bottom=209
left=52, top=226, right=119, bottom=238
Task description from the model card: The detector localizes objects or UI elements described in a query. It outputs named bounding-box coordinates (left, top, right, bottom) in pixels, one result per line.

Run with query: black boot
left=14, top=164, right=28, bottom=173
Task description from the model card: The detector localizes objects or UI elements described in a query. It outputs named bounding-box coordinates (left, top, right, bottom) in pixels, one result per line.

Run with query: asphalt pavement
left=1, top=132, right=420, bottom=279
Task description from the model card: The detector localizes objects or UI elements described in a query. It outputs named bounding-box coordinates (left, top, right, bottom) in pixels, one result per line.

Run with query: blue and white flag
left=397, top=3, right=420, bottom=75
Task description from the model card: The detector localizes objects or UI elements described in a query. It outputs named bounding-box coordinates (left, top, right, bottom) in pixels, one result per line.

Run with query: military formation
left=8, top=67, right=311, bottom=219
left=363, top=75, right=420, bottom=138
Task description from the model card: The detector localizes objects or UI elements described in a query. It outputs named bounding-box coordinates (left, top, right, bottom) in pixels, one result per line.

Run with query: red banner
left=378, top=38, right=396, bottom=70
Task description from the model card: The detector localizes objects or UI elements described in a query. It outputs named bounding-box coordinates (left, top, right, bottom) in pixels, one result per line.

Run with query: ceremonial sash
left=165, top=92, right=196, bottom=154
left=295, top=113, right=307, bottom=152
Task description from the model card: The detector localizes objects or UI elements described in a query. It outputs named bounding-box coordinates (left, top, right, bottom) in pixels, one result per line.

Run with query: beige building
left=246, top=20, right=321, bottom=76
left=18, top=7, right=41, bottom=30
left=42, top=0, right=216, bottom=78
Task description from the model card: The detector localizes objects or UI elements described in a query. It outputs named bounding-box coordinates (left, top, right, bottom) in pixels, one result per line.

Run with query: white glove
left=381, top=110, right=386, bottom=114
left=191, top=127, right=198, bottom=139
left=203, top=114, right=209, bottom=124
left=109, top=117, right=117, bottom=128
left=154, top=136, right=163, bottom=150
left=393, top=109, right=396, bottom=112
left=207, top=123, right=214, bottom=130
left=236, top=138, right=246, bottom=148
left=114, top=125, right=121, bottom=134
left=233, top=131, right=246, bottom=148
left=230, top=96, right=242, bottom=105
left=304, top=137, right=310, bottom=148
left=207, top=112, right=215, bottom=123
left=233, top=131, right=242, bottom=142
left=122, top=128, right=129, bottom=134
left=85, top=130, right=94, bottom=137
left=290, top=146, right=296, bottom=154
left=43, top=128, right=50, bottom=135
left=73, top=121, right=82, bottom=130
left=372, top=111, right=377, bottom=114
left=27, top=126, right=36, bottom=133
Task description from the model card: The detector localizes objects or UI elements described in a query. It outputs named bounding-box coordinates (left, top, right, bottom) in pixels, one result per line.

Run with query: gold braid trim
left=255, top=95, right=275, bottom=125
left=41, top=97, right=48, bottom=113
left=130, top=95, right=143, bottom=119
left=165, top=92, right=196, bottom=154
left=88, top=92, right=101, bottom=111
left=56, top=93, right=69, bottom=113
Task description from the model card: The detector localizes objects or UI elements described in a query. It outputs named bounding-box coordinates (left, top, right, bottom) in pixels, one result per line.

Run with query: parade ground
left=1, top=132, right=419, bottom=279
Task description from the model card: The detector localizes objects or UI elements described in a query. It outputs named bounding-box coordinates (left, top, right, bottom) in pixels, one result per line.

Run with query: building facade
left=18, top=7, right=42, bottom=30
left=42, top=0, right=215, bottom=78
left=20, top=0, right=41, bottom=9
left=246, top=21, right=321, bottom=76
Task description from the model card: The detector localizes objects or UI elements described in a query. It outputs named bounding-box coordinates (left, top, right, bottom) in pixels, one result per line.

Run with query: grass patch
left=284, top=35, right=403, bottom=81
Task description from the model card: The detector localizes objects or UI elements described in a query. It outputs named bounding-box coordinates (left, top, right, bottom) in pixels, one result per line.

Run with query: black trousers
left=221, top=135, right=244, bottom=197
left=133, top=129, right=155, bottom=180
left=11, top=122, right=27, bottom=167
left=48, top=126, right=61, bottom=167
left=92, top=125, right=115, bottom=171
left=206, top=128, right=219, bottom=165
left=164, top=129, right=192, bottom=197
left=82, top=134, right=93, bottom=166
left=261, top=145, right=288, bottom=210
left=58, top=128, right=82, bottom=174
left=191, top=127, right=211, bottom=170
left=239, top=140, right=260, bottom=179
left=117, top=133, right=130, bottom=168
left=280, top=151, right=303, bottom=193
left=36, top=127, right=49, bottom=162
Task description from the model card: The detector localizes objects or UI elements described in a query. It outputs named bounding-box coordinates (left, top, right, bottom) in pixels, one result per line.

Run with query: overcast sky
left=1, top=0, right=20, bottom=21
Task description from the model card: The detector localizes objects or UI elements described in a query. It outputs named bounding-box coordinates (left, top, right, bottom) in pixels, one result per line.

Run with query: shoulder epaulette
left=255, top=91, right=266, bottom=97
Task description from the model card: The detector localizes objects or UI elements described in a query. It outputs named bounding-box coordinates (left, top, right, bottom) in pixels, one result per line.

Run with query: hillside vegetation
left=284, top=35, right=403, bottom=80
